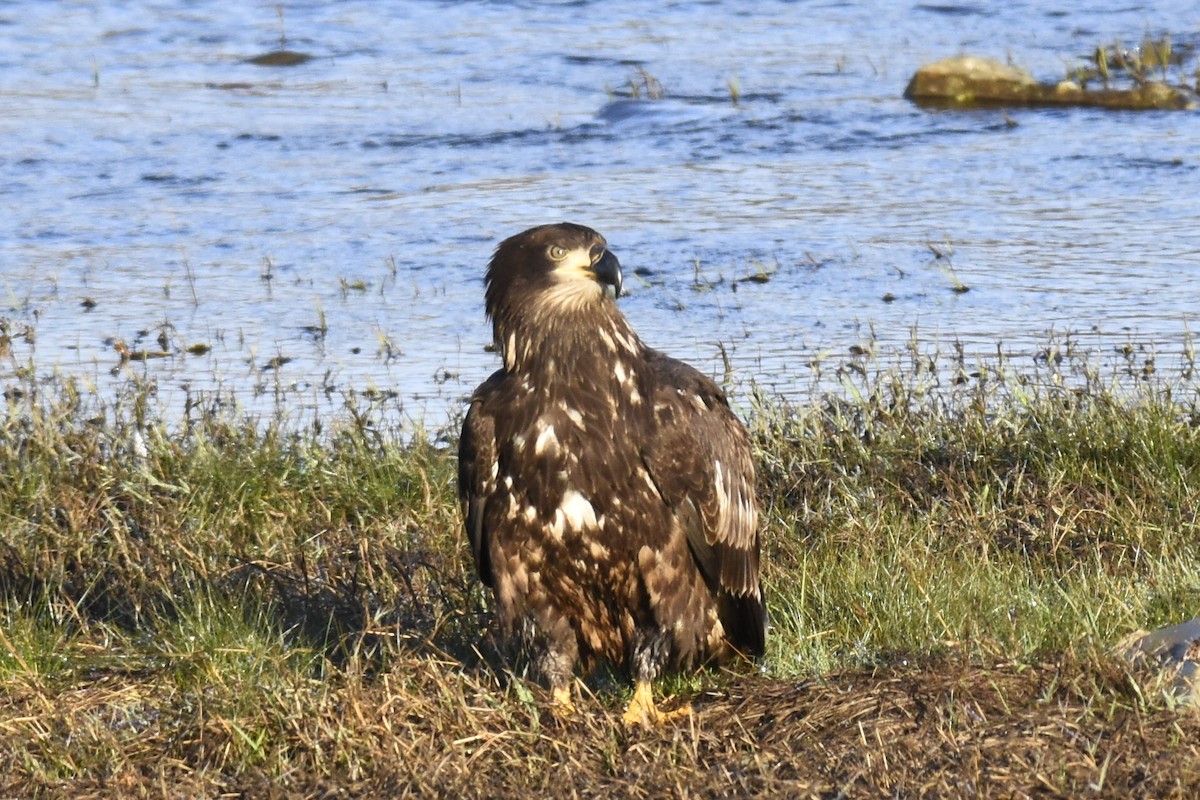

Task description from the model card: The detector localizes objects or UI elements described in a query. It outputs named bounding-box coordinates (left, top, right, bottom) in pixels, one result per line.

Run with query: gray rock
left=1119, top=617, right=1200, bottom=705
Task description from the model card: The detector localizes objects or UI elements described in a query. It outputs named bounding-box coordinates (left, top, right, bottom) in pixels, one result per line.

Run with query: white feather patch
left=504, top=332, right=517, bottom=370
left=641, top=467, right=663, bottom=500
left=713, top=459, right=730, bottom=517
left=534, top=423, right=558, bottom=456
left=597, top=327, right=617, bottom=352
left=615, top=329, right=638, bottom=353
left=560, top=490, right=597, bottom=531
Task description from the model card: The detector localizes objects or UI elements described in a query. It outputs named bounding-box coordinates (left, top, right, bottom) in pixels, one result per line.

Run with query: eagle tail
left=720, top=590, right=767, bottom=659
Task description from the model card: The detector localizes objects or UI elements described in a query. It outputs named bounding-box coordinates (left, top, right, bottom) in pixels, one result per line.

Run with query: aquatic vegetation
left=726, top=72, right=741, bottom=106
left=338, top=277, right=371, bottom=297
left=926, top=239, right=970, bottom=293
left=620, top=67, right=666, bottom=100
left=1073, top=33, right=1195, bottom=91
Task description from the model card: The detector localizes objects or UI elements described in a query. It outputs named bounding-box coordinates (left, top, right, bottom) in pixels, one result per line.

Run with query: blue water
left=2, top=2, right=1198, bottom=424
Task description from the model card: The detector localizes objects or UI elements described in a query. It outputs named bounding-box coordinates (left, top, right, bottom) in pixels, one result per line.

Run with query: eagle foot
left=550, top=685, right=576, bottom=719
left=622, top=680, right=693, bottom=727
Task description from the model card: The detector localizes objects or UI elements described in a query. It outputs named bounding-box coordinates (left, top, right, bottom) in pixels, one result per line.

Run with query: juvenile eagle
left=458, top=222, right=765, bottom=724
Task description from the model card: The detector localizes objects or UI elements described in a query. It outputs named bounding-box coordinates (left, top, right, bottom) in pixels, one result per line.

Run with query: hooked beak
left=590, top=245, right=623, bottom=298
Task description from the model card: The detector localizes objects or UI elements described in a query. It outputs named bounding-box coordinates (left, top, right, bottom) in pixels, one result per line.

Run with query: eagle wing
left=458, top=369, right=506, bottom=588
left=641, top=351, right=766, bottom=655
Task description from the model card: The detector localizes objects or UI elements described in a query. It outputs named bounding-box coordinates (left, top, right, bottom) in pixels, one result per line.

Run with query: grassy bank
left=1, top=348, right=1199, bottom=797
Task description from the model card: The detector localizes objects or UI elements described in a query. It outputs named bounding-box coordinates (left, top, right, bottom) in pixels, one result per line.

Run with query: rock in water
left=905, top=54, right=1196, bottom=110
left=904, top=56, right=1038, bottom=105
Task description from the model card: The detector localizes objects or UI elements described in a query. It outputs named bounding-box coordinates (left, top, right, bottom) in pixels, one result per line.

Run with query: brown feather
left=458, top=223, right=765, bottom=693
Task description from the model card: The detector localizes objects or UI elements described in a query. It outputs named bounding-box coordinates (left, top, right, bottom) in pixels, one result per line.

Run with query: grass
left=754, top=357, right=1200, bottom=672
left=2, top=342, right=1199, bottom=797
left=1071, top=32, right=1197, bottom=90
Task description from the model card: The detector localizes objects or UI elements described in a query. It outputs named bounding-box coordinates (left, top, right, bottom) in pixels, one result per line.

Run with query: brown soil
left=5, top=655, right=1198, bottom=799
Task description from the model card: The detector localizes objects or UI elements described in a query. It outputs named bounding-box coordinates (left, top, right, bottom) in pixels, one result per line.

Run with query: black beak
left=591, top=247, right=623, bottom=298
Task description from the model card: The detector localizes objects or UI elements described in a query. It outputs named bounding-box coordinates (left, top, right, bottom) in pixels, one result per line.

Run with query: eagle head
left=486, top=222, right=622, bottom=317
left=484, top=222, right=625, bottom=368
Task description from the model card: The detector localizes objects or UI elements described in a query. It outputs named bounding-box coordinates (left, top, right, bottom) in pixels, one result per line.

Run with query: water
left=2, top=1, right=1198, bottom=426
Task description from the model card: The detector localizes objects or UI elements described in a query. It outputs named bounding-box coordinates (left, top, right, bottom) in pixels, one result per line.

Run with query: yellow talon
left=622, top=680, right=692, bottom=727
left=550, top=685, right=576, bottom=717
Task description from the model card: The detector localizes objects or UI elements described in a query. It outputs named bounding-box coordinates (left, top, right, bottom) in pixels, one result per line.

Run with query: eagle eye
left=547, top=245, right=569, bottom=261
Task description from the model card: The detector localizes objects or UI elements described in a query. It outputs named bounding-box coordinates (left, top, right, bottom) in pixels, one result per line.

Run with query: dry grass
left=4, top=652, right=1199, bottom=797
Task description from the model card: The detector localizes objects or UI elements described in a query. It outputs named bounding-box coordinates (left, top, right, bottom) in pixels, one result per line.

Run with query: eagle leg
left=511, top=612, right=579, bottom=696
left=622, top=626, right=692, bottom=725
left=622, top=680, right=693, bottom=727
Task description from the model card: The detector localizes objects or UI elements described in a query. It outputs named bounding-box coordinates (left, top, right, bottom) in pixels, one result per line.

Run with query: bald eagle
left=458, top=222, right=765, bottom=724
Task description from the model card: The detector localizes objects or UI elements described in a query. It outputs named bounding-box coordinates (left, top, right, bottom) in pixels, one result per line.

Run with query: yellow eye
left=548, top=245, right=568, bottom=261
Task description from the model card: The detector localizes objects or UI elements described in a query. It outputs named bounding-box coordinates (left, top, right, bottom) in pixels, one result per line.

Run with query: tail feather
left=719, top=588, right=767, bottom=658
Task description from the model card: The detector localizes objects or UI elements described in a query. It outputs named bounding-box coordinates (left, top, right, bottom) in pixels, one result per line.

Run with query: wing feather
left=458, top=369, right=506, bottom=587
left=641, top=351, right=765, bottom=654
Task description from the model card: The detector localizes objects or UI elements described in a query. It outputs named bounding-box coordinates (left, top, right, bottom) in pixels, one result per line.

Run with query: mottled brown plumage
left=458, top=222, right=764, bottom=721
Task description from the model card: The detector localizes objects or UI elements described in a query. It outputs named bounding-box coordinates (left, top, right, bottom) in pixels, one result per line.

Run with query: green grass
left=1, top=343, right=1199, bottom=794
left=751, top=360, right=1200, bottom=676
